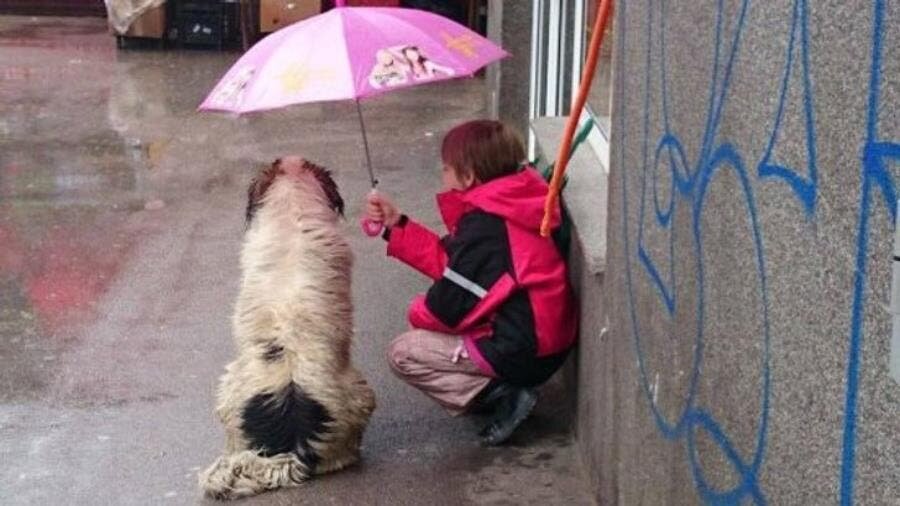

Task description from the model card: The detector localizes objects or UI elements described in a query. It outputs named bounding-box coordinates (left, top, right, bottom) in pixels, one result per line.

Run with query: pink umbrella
left=199, top=1, right=508, bottom=233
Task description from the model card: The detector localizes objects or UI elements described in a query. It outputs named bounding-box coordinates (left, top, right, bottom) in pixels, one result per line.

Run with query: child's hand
left=366, top=191, right=401, bottom=228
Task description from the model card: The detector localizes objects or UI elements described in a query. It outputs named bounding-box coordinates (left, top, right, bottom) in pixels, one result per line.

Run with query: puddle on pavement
left=0, top=196, right=149, bottom=401
left=0, top=111, right=162, bottom=403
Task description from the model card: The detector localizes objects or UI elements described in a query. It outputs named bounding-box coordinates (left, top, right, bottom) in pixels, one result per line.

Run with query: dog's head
left=245, top=157, right=345, bottom=223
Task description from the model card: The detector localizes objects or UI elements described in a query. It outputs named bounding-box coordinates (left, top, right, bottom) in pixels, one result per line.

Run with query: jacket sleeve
left=407, top=211, right=518, bottom=333
left=385, top=216, right=448, bottom=280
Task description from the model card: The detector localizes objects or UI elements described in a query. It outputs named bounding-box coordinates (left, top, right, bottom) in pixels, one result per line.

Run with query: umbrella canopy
left=198, top=5, right=508, bottom=114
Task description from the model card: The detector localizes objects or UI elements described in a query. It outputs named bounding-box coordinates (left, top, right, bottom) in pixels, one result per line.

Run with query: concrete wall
left=569, top=1, right=900, bottom=504
left=485, top=0, right=532, bottom=135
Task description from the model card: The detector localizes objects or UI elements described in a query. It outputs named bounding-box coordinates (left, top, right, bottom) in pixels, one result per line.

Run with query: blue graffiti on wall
left=616, top=0, right=898, bottom=504
left=842, top=1, right=899, bottom=504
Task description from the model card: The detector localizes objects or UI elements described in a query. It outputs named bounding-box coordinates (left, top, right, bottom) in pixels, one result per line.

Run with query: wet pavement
left=0, top=16, right=593, bottom=506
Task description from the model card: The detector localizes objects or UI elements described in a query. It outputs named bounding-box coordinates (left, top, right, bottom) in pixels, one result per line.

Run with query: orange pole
left=540, top=0, right=613, bottom=237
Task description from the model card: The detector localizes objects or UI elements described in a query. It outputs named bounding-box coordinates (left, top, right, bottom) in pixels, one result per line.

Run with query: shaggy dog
left=199, top=157, right=376, bottom=500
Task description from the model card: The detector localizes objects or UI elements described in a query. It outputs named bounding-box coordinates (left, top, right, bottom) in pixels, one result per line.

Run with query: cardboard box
left=125, top=3, right=166, bottom=38
left=260, top=0, right=320, bottom=33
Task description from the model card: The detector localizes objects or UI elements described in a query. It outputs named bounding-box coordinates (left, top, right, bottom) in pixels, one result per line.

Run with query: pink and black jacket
left=384, top=167, right=577, bottom=386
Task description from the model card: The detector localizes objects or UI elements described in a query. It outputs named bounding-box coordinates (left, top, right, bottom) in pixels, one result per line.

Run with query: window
left=529, top=0, right=613, bottom=165
left=582, top=0, right=613, bottom=120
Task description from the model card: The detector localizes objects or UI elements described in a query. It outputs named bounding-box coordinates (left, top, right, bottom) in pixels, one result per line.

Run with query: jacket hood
left=436, top=167, right=560, bottom=232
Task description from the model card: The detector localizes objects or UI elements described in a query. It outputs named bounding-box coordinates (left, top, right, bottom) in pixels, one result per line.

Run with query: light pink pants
left=387, top=329, right=493, bottom=416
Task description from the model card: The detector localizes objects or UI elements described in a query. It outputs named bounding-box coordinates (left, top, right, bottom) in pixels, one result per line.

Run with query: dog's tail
left=198, top=450, right=307, bottom=500
left=199, top=380, right=332, bottom=499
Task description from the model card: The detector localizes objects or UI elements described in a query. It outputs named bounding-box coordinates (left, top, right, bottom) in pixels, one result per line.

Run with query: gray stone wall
left=486, top=0, right=533, bottom=136
left=580, top=0, right=900, bottom=504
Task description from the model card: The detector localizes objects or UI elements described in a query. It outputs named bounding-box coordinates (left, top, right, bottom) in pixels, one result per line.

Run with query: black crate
left=175, top=0, right=238, bottom=49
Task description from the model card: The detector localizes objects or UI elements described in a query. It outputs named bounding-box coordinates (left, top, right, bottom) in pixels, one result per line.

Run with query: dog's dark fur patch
left=241, top=383, right=334, bottom=470
left=246, top=159, right=283, bottom=223
left=245, top=158, right=344, bottom=224
left=261, top=343, right=284, bottom=362
left=303, top=160, right=344, bottom=216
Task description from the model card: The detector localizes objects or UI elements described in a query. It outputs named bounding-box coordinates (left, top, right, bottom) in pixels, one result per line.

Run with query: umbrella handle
left=361, top=217, right=384, bottom=237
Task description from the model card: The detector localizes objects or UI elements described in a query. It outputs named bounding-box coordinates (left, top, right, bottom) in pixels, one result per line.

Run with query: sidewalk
left=0, top=16, right=594, bottom=505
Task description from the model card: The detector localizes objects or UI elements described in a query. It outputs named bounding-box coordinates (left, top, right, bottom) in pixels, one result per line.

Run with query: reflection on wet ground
left=0, top=15, right=315, bottom=400
left=1, top=17, right=167, bottom=401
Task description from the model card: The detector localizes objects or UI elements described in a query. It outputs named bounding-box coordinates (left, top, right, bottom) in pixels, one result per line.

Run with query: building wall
left=486, top=0, right=533, bottom=136
left=573, top=1, right=900, bottom=504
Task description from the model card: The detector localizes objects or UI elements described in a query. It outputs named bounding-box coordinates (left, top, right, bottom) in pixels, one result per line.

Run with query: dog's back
left=235, top=175, right=354, bottom=365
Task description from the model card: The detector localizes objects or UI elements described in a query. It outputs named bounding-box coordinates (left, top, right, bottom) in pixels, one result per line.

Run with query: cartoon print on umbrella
left=401, top=45, right=454, bottom=81
left=368, top=45, right=455, bottom=89
left=368, top=48, right=411, bottom=89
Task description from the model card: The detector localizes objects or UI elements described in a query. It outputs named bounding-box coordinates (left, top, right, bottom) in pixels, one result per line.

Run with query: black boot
left=468, top=381, right=516, bottom=415
left=479, top=387, right=538, bottom=446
